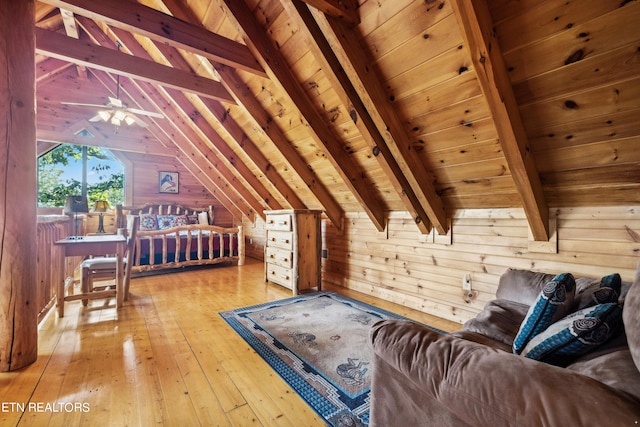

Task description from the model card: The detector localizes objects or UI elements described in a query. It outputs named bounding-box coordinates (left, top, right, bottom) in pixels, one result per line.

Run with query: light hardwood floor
left=0, top=258, right=459, bottom=426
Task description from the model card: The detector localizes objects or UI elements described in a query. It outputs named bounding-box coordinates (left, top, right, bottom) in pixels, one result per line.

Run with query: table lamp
left=63, top=195, right=89, bottom=239
left=94, top=200, right=110, bottom=233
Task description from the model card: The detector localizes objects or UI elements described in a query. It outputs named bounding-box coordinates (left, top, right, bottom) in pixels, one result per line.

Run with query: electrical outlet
left=462, top=273, right=472, bottom=291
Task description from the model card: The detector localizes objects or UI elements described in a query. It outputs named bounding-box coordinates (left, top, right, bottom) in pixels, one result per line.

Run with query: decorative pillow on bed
left=174, top=215, right=189, bottom=226
left=187, top=214, right=199, bottom=224
left=198, top=211, right=209, bottom=225
left=157, top=215, right=176, bottom=230
left=521, top=303, right=623, bottom=366
left=139, top=213, right=158, bottom=231
left=513, top=273, right=576, bottom=354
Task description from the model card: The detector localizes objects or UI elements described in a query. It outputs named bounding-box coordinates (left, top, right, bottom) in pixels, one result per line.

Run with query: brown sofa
left=369, top=266, right=640, bottom=426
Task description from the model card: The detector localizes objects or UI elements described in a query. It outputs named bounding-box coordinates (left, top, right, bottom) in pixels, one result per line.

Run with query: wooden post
left=0, top=0, right=38, bottom=371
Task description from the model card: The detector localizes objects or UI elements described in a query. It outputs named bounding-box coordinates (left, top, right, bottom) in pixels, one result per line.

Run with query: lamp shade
left=94, top=200, right=110, bottom=212
left=63, top=195, right=89, bottom=214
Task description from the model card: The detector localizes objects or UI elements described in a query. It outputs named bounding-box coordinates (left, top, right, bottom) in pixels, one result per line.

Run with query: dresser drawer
left=266, top=230, right=293, bottom=250
left=266, top=263, right=294, bottom=289
left=265, top=214, right=292, bottom=231
left=265, top=247, right=293, bottom=269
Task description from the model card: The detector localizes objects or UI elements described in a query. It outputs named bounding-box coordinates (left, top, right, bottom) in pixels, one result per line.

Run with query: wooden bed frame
left=115, top=203, right=244, bottom=273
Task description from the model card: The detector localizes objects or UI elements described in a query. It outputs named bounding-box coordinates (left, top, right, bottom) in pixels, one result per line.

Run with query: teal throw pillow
left=521, top=303, right=623, bottom=366
left=578, top=273, right=621, bottom=309
left=513, top=273, right=576, bottom=354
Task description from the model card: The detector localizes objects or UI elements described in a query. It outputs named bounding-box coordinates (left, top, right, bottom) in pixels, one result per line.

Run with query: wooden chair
left=80, top=215, right=139, bottom=304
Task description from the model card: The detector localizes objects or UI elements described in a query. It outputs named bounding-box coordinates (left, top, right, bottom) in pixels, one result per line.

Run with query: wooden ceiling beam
left=37, top=0, right=266, bottom=77
left=221, top=0, right=386, bottom=231
left=451, top=0, right=550, bottom=241
left=309, top=8, right=449, bottom=235
left=162, top=0, right=346, bottom=230
left=35, top=27, right=235, bottom=104
left=282, top=1, right=433, bottom=234
left=85, top=53, right=259, bottom=221
left=103, top=24, right=280, bottom=214
left=297, top=0, right=360, bottom=26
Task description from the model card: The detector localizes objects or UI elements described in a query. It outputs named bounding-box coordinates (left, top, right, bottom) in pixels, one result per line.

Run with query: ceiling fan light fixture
left=97, top=110, right=111, bottom=121
left=124, top=116, right=136, bottom=126
left=111, top=117, right=121, bottom=126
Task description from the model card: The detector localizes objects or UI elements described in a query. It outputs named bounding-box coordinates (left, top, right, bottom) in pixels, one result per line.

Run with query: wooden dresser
left=264, top=209, right=322, bottom=294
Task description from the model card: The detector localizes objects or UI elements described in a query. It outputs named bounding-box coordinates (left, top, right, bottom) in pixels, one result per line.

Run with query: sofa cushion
left=521, top=303, right=623, bottom=366
left=496, top=269, right=556, bottom=305
left=513, top=273, right=576, bottom=354
left=461, top=299, right=529, bottom=348
left=623, top=263, right=640, bottom=373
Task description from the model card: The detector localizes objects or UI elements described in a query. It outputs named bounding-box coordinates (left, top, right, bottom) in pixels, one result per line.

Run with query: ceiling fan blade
left=61, top=101, right=107, bottom=108
left=126, top=108, right=164, bottom=119
left=88, top=114, right=104, bottom=122
left=108, top=97, right=124, bottom=108
left=127, top=113, right=150, bottom=127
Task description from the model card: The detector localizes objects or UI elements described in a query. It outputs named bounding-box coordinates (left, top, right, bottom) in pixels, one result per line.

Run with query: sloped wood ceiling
left=35, top=0, right=640, bottom=238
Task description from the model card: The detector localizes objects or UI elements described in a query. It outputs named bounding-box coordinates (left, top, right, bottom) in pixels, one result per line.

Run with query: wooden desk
left=55, top=234, right=126, bottom=317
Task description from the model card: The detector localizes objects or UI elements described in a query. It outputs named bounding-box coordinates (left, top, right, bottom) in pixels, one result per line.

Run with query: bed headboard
left=116, top=203, right=214, bottom=229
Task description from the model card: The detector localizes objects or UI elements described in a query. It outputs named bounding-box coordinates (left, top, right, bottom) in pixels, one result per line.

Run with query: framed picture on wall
left=159, top=171, right=179, bottom=194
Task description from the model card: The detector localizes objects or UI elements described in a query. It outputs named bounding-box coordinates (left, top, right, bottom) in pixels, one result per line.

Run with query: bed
left=115, top=203, right=244, bottom=273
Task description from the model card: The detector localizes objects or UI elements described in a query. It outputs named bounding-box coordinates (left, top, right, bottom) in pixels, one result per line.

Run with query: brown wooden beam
left=38, top=0, right=266, bottom=77
left=162, top=0, right=346, bottom=230
left=309, top=8, right=449, bottom=234
left=451, top=0, right=549, bottom=240
left=35, top=27, right=235, bottom=104
left=0, top=0, right=38, bottom=371
left=283, top=1, right=434, bottom=234
left=298, top=0, right=360, bottom=26
left=221, top=0, right=386, bottom=231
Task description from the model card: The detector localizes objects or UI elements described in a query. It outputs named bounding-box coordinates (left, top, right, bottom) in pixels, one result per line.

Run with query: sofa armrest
left=370, top=319, right=640, bottom=426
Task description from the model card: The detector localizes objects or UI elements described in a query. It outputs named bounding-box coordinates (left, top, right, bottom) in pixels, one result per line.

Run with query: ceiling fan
left=61, top=75, right=163, bottom=128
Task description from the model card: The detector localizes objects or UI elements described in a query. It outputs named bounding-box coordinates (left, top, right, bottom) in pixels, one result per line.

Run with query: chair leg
left=81, top=267, right=90, bottom=306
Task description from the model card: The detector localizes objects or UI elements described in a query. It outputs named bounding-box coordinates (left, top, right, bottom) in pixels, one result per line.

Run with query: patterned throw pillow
left=578, top=273, right=622, bottom=309
left=174, top=215, right=189, bottom=226
left=513, top=273, right=576, bottom=354
left=521, top=303, right=623, bottom=366
left=187, top=214, right=199, bottom=225
left=139, top=213, right=157, bottom=231
left=157, top=215, right=176, bottom=230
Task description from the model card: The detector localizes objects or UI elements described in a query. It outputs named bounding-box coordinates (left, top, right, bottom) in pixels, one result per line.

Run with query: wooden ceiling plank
left=451, top=0, right=550, bottom=241
left=35, top=27, right=235, bottom=104
left=125, top=28, right=301, bottom=212
left=308, top=8, right=449, bottom=235
left=37, top=0, right=266, bottom=77
left=36, top=57, right=73, bottom=83
left=88, top=62, right=261, bottom=221
left=298, top=0, right=360, bottom=25
left=282, top=0, right=432, bottom=234
left=221, top=0, right=386, bottom=231
left=161, top=0, right=346, bottom=230
left=78, top=41, right=254, bottom=221
left=60, top=9, right=79, bottom=38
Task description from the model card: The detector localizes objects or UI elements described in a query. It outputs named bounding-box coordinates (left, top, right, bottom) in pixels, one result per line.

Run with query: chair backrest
left=123, top=215, right=139, bottom=296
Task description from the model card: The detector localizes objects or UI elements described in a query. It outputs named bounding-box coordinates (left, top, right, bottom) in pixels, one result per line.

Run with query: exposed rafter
left=297, top=0, right=360, bottom=26
left=308, top=8, right=449, bottom=235
left=282, top=0, right=434, bottom=234
left=37, top=0, right=266, bottom=77
left=35, top=27, right=235, bottom=104
left=221, top=0, right=387, bottom=231
left=451, top=0, right=550, bottom=241
left=161, top=0, right=347, bottom=230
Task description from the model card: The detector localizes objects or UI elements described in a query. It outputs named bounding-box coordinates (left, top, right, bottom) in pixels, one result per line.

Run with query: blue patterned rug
left=220, top=291, right=441, bottom=426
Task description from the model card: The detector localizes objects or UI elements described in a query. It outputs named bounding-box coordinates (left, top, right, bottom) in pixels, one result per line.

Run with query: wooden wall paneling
left=321, top=206, right=640, bottom=324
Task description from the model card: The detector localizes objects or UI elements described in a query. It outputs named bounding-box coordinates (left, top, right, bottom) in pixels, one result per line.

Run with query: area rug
left=220, top=291, right=443, bottom=426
